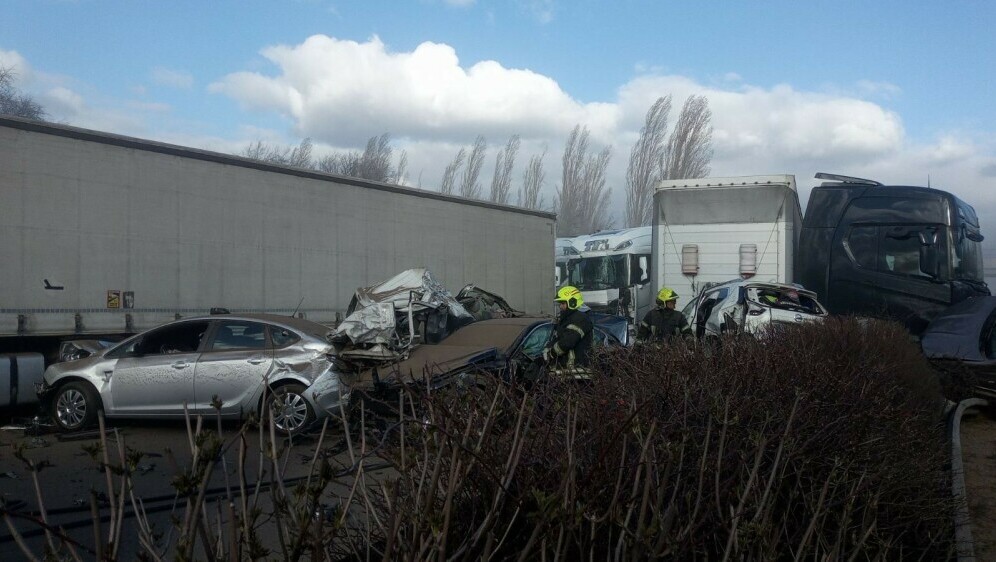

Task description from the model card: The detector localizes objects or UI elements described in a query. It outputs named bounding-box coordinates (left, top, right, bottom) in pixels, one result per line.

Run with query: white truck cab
left=565, top=226, right=653, bottom=322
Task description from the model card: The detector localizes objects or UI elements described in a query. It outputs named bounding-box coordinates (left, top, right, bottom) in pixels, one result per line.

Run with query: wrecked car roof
left=921, top=296, right=996, bottom=362
left=348, top=317, right=546, bottom=388
left=377, top=344, right=501, bottom=382
left=439, top=317, right=546, bottom=350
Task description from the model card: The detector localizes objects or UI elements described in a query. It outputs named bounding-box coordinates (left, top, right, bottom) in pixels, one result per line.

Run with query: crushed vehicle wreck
left=921, top=296, right=996, bottom=399
left=37, top=314, right=348, bottom=434
left=683, top=280, right=828, bottom=339
left=339, top=316, right=627, bottom=399
left=329, top=268, right=627, bottom=399
left=329, top=269, right=478, bottom=370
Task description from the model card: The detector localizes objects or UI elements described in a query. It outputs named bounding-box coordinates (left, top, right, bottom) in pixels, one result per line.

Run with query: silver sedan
left=38, top=314, right=349, bottom=435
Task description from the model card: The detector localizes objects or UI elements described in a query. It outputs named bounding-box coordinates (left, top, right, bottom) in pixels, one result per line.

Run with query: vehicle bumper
left=304, top=370, right=351, bottom=423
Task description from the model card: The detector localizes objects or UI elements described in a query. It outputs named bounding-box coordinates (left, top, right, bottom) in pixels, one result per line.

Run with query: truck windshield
left=954, top=229, right=985, bottom=282
left=568, top=255, right=629, bottom=290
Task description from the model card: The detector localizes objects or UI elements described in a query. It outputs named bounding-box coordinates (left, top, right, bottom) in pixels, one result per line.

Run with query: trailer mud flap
left=7, top=356, right=18, bottom=407
left=1, top=353, right=44, bottom=407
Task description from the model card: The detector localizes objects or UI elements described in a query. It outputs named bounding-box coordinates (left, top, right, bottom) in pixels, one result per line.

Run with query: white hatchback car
left=683, top=280, right=828, bottom=339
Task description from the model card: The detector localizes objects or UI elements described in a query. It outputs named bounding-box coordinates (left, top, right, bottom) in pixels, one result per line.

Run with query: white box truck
left=651, top=175, right=803, bottom=302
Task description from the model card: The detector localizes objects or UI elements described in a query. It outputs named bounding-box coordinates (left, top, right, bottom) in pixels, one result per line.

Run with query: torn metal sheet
left=334, top=302, right=397, bottom=346
left=456, top=284, right=524, bottom=320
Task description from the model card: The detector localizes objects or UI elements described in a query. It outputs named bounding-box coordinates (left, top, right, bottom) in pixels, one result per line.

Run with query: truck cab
left=565, top=227, right=653, bottom=322
left=797, top=173, right=989, bottom=335
left=555, top=238, right=581, bottom=287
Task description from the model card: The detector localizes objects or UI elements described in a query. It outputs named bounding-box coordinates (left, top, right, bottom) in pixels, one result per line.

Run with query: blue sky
left=3, top=0, right=996, bottom=226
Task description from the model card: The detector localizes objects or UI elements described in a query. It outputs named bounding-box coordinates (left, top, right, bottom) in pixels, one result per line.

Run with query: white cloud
left=0, top=49, right=34, bottom=83
left=856, top=79, right=902, bottom=99
left=207, top=35, right=996, bottom=225
left=210, top=35, right=618, bottom=144
left=442, top=0, right=475, bottom=6
left=43, top=86, right=85, bottom=115
left=522, top=0, right=555, bottom=23
left=126, top=100, right=172, bottom=113
left=151, top=67, right=194, bottom=89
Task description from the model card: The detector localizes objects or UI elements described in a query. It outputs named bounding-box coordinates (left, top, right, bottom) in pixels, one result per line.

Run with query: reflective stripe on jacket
left=551, top=309, right=594, bottom=367
left=637, top=307, right=688, bottom=342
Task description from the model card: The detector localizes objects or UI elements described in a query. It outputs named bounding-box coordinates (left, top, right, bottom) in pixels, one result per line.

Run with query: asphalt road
left=0, top=409, right=383, bottom=559
left=961, top=409, right=996, bottom=561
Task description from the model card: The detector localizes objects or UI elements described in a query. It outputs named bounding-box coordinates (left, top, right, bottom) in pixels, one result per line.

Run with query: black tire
left=265, top=383, right=314, bottom=436
left=52, top=381, right=102, bottom=432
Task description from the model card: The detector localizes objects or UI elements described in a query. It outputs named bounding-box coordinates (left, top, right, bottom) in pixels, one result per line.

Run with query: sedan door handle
left=247, top=358, right=265, bottom=365
left=171, top=361, right=189, bottom=370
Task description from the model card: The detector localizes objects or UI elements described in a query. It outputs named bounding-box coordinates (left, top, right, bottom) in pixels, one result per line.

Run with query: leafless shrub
left=5, top=318, right=954, bottom=560
left=370, top=317, right=953, bottom=560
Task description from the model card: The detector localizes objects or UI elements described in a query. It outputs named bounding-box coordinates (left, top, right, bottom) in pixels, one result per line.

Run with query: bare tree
left=354, top=133, right=393, bottom=182
left=286, top=138, right=313, bottom=168
left=557, top=125, right=589, bottom=235
left=241, top=138, right=313, bottom=168
left=394, top=149, right=408, bottom=185
left=489, top=135, right=520, bottom=204
left=625, top=96, right=672, bottom=227
left=459, top=136, right=487, bottom=199
left=440, top=148, right=466, bottom=195
left=579, top=147, right=614, bottom=232
left=0, top=66, right=46, bottom=121
left=663, top=95, right=713, bottom=180
left=241, top=140, right=278, bottom=162
left=315, top=151, right=359, bottom=175
left=557, top=126, right=613, bottom=235
left=518, top=147, right=547, bottom=210
left=313, top=132, right=399, bottom=182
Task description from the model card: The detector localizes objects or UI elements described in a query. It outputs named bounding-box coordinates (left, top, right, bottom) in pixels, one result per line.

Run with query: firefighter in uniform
left=543, top=286, right=594, bottom=369
left=637, top=287, right=688, bottom=343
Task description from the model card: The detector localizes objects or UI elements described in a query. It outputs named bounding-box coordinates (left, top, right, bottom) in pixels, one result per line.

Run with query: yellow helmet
left=656, top=287, right=678, bottom=305
left=555, top=285, right=584, bottom=310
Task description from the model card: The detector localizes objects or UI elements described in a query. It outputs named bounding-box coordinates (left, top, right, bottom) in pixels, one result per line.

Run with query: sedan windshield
left=568, top=255, right=629, bottom=290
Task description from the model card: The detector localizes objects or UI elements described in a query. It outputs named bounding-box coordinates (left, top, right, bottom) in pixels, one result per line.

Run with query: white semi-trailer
left=0, top=116, right=556, bottom=364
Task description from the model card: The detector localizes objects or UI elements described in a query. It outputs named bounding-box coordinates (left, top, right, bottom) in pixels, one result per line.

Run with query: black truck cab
left=797, top=173, right=988, bottom=335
